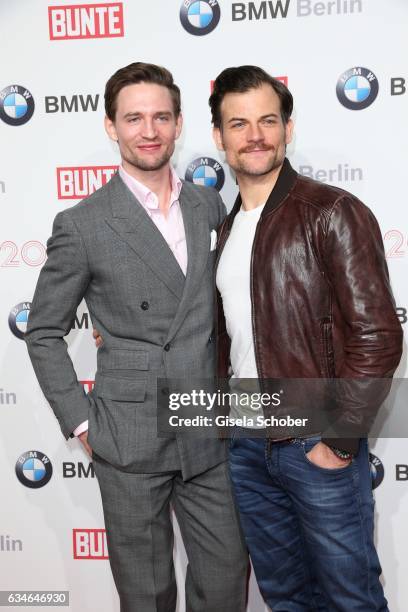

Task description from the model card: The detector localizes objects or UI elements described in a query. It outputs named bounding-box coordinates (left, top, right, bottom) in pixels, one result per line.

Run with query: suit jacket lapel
left=166, top=183, right=210, bottom=343
left=105, top=173, right=186, bottom=300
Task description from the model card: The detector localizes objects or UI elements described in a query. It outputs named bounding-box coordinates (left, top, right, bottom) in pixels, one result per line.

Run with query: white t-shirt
left=216, top=203, right=266, bottom=426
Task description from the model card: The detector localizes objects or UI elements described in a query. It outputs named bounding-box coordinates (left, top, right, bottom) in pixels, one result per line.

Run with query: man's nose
left=141, top=118, right=157, bottom=139
left=246, top=123, right=264, bottom=142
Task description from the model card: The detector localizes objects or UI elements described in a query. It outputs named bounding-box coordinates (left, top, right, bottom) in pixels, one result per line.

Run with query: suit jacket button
left=141, top=301, right=149, bottom=310
left=164, top=343, right=170, bottom=352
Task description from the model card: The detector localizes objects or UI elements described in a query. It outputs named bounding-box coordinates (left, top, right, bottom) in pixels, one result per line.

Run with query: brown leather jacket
left=215, top=158, right=403, bottom=454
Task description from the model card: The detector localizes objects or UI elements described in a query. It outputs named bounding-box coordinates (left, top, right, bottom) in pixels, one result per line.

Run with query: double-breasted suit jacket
left=26, top=173, right=227, bottom=479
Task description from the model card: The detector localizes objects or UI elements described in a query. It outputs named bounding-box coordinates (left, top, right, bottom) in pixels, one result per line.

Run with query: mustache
left=239, top=144, right=275, bottom=153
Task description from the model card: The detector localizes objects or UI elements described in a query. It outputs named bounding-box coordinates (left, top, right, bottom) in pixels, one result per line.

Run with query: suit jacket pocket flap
left=95, top=374, right=146, bottom=402
left=106, top=349, right=149, bottom=370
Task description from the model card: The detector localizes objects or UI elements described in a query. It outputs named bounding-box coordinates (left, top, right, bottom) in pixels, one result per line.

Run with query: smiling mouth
left=138, top=144, right=162, bottom=152
left=241, top=147, right=273, bottom=154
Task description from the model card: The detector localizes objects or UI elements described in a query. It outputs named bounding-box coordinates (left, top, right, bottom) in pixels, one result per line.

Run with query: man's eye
left=231, top=122, right=244, bottom=128
left=128, top=117, right=140, bottom=123
left=263, top=118, right=277, bottom=125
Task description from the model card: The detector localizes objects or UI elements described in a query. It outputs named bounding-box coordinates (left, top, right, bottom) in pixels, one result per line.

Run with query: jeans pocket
left=301, top=437, right=354, bottom=473
left=301, top=435, right=322, bottom=454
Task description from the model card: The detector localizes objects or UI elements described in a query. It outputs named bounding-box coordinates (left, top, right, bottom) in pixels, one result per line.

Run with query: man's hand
left=306, top=441, right=351, bottom=469
left=93, top=328, right=103, bottom=348
left=78, top=430, right=93, bottom=457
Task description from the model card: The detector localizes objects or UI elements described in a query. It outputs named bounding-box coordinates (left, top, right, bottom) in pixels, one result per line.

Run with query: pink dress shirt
left=74, top=165, right=187, bottom=438
left=118, top=165, right=187, bottom=274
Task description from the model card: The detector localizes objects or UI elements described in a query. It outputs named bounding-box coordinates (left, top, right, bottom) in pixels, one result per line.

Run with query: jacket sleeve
left=321, top=195, right=403, bottom=454
left=25, top=211, right=93, bottom=439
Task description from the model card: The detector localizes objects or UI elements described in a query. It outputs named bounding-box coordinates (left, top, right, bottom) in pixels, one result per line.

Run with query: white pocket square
left=210, top=229, right=217, bottom=251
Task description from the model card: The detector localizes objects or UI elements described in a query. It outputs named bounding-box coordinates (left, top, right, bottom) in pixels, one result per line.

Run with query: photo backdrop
left=1, top=1, right=407, bottom=610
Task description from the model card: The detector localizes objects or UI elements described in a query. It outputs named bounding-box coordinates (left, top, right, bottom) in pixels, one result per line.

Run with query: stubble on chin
left=124, top=153, right=171, bottom=171
left=126, top=155, right=171, bottom=172
left=232, top=152, right=284, bottom=178
left=122, top=143, right=175, bottom=173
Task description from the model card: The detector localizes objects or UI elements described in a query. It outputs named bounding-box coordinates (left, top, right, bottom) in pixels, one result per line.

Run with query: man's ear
left=104, top=115, right=118, bottom=143
left=285, top=118, right=294, bottom=146
left=212, top=126, right=225, bottom=152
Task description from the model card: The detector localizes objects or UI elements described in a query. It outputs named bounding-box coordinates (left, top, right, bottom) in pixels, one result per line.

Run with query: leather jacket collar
left=226, top=157, right=298, bottom=230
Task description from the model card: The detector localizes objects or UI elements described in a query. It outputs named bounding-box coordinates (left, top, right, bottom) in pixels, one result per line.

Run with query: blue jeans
left=229, top=434, right=389, bottom=611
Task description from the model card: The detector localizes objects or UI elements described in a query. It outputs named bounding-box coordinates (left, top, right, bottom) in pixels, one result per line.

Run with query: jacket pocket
left=95, top=373, right=146, bottom=402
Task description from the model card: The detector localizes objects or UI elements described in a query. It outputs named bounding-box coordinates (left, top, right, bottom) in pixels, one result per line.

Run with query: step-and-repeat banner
left=1, top=1, right=407, bottom=610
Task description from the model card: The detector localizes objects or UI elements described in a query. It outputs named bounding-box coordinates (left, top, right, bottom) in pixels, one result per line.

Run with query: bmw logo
left=180, top=0, right=221, bottom=36
left=9, top=302, right=31, bottom=340
left=185, top=157, right=225, bottom=191
left=336, top=67, right=379, bottom=110
left=15, top=451, right=53, bottom=489
left=0, top=85, right=35, bottom=126
left=369, top=453, right=384, bottom=490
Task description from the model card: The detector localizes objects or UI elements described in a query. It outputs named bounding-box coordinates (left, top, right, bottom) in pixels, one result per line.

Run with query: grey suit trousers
left=93, top=455, right=248, bottom=612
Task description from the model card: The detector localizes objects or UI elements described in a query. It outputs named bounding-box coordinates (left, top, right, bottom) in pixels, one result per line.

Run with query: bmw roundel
left=0, top=85, right=35, bottom=126
left=9, top=302, right=31, bottom=340
left=369, top=453, right=384, bottom=490
left=185, top=157, right=225, bottom=191
left=15, top=450, right=53, bottom=489
left=336, top=67, right=379, bottom=110
left=180, top=0, right=221, bottom=36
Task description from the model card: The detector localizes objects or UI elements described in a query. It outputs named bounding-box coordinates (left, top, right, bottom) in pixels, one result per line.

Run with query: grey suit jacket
left=25, top=173, right=227, bottom=479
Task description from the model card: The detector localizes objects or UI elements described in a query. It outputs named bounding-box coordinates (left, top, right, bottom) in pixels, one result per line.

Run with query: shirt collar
left=118, top=164, right=182, bottom=211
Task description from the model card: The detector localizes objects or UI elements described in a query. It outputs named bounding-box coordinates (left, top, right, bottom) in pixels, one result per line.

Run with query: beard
left=230, top=145, right=285, bottom=178
left=122, top=142, right=175, bottom=172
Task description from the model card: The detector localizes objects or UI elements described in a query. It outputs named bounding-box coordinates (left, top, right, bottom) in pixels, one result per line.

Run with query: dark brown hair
left=209, top=65, right=293, bottom=128
left=104, top=62, right=181, bottom=121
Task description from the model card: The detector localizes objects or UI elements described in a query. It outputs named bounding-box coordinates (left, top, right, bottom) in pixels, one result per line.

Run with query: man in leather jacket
left=210, top=65, right=403, bottom=611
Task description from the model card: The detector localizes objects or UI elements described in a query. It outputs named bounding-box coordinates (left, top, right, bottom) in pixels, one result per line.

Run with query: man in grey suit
left=25, top=62, right=247, bottom=612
